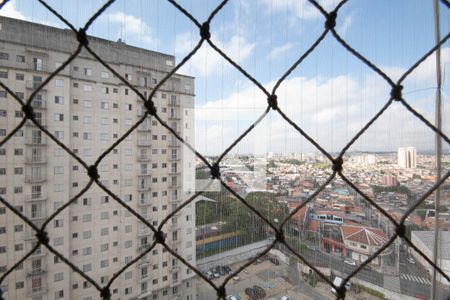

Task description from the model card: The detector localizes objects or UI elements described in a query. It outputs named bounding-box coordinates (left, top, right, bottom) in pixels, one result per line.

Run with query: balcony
left=26, top=268, right=46, bottom=277
left=30, top=99, right=47, bottom=110
left=138, top=169, right=150, bottom=176
left=24, top=136, right=47, bottom=146
left=168, top=100, right=179, bottom=107
left=25, top=193, right=47, bottom=202
left=25, top=118, right=46, bottom=127
left=137, top=139, right=152, bottom=146
left=168, top=114, right=181, bottom=121
left=29, top=211, right=47, bottom=221
left=138, top=243, right=152, bottom=252
left=25, top=175, right=46, bottom=183
left=25, top=154, right=47, bottom=164
left=168, top=141, right=181, bottom=148
left=137, top=183, right=151, bottom=192
left=137, top=124, right=152, bottom=132
left=137, top=154, right=151, bottom=161
left=26, top=80, right=47, bottom=91
left=26, top=286, right=47, bottom=297
left=168, top=156, right=180, bottom=161
left=138, top=228, right=153, bottom=237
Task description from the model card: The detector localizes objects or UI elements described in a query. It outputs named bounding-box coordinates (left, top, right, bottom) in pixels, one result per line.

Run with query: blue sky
left=2, top=0, right=449, bottom=155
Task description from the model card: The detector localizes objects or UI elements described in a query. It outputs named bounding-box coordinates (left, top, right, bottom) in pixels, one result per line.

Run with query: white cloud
left=194, top=48, right=450, bottom=154
left=0, top=0, right=26, bottom=20
left=268, top=42, right=296, bottom=59
left=337, top=15, right=352, bottom=35
left=260, top=0, right=341, bottom=20
left=106, top=12, right=158, bottom=47
left=176, top=32, right=255, bottom=77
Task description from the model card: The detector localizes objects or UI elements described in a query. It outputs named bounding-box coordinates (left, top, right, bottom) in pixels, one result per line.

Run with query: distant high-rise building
left=0, top=16, right=196, bottom=300
left=398, top=147, right=417, bottom=168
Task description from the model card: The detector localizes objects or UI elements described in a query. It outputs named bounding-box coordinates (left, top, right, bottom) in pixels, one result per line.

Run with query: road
left=282, top=244, right=450, bottom=299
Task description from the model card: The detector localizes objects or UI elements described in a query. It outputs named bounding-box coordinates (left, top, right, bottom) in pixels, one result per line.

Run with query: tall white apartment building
left=0, top=16, right=196, bottom=300
left=398, top=147, right=417, bottom=169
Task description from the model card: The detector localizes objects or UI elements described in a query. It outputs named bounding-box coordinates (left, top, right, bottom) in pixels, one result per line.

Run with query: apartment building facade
left=0, top=16, right=196, bottom=300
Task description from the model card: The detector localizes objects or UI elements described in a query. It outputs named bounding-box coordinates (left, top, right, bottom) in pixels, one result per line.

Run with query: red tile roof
left=341, top=225, right=388, bottom=246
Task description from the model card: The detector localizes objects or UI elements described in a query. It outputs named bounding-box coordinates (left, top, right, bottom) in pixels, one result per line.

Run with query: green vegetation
left=371, top=184, right=413, bottom=201
left=196, top=191, right=290, bottom=257
left=356, top=284, right=386, bottom=299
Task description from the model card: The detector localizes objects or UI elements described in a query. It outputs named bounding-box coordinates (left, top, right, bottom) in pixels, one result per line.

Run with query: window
left=82, top=231, right=92, bottom=239
left=54, top=131, right=64, bottom=140
left=55, top=79, right=64, bottom=87
left=0, top=71, right=7, bottom=79
left=83, top=264, right=91, bottom=272
left=16, top=55, right=25, bottom=62
left=0, top=91, right=6, bottom=98
left=101, top=71, right=109, bottom=79
left=83, top=247, right=92, bottom=256
left=84, top=100, right=92, bottom=108
left=54, top=272, right=64, bottom=282
left=101, top=101, right=109, bottom=109
left=0, top=52, right=8, bottom=60
left=84, top=84, right=92, bottom=91
left=55, top=290, right=64, bottom=299
left=53, top=237, right=64, bottom=246
left=83, top=116, right=92, bottom=124
left=83, top=132, right=92, bottom=140
left=15, top=281, right=24, bottom=289
left=100, top=117, right=109, bottom=125
left=55, top=96, right=64, bottom=104
left=33, top=57, right=43, bottom=71
left=54, top=166, right=64, bottom=175
left=101, top=87, right=109, bottom=94
left=54, top=219, right=64, bottom=228
left=54, top=113, right=64, bottom=121
left=100, top=259, right=109, bottom=268
left=84, top=68, right=92, bottom=76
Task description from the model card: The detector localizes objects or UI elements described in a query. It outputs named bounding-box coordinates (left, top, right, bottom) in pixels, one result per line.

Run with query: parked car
left=331, top=276, right=352, bottom=294
left=269, top=257, right=280, bottom=265
left=245, top=286, right=266, bottom=300
left=205, top=270, right=213, bottom=279
left=232, top=276, right=240, bottom=282
left=223, top=265, right=233, bottom=275
left=306, top=245, right=318, bottom=251
left=280, top=296, right=290, bottom=300
left=343, top=259, right=357, bottom=266
left=227, top=296, right=238, bottom=300
left=407, top=257, right=416, bottom=264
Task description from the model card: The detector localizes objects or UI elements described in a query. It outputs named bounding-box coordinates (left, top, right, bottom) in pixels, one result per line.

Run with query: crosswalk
left=400, top=274, right=431, bottom=285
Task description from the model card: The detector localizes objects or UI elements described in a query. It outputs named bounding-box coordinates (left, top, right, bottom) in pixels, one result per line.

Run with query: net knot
left=87, top=165, right=99, bottom=180
left=210, top=163, right=221, bottom=179
left=35, top=230, right=49, bottom=245
left=144, top=100, right=157, bottom=116
left=275, top=229, right=285, bottom=243
left=200, top=22, right=211, bottom=40
left=22, top=104, right=34, bottom=119
left=217, top=286, right=226, bottom=298
left=332, top=157, right=343, bottom=172
left=267, top=94, right=278, bottom=110
left=390, top=85, right=403, bottom=101
left=100, top=287, right=111, bottom=300
left=153, top=230, right=166, bottom=244
left=325, top=11, right=337, bottom=29
left=396, top=223, right=406, bottom=238
left=77, top=28, right=89, bottom=46
left=336, top=285, right=346, bottom=299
